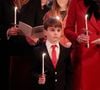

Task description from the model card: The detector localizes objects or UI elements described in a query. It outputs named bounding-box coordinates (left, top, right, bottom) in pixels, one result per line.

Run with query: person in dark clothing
left=0, top=0, right=52, bottom=90
left=32, top=17, right=73, bottom=90
left=7, top=0, right=52, bottom=55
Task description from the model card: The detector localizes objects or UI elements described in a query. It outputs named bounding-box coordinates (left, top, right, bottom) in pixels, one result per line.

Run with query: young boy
left=32, top=17, right=73, bottom=90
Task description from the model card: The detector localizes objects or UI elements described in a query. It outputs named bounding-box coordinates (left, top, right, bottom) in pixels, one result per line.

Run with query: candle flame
left=55, top=16, right=60, bottom=20
left=42, top=53, right=46, bottom=56
left=85, top=14, right=88, bottom=19
left=15, top=6, right=18, bottom=10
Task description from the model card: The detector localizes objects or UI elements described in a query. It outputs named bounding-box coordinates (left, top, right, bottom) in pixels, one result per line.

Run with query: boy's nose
left=54, top=31, right=58, bottom=34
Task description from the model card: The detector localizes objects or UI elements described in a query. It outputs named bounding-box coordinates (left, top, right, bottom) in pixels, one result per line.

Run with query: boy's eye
left=51, top=28, right=55, bottom=31
left=50, top=28, right=61, bottom=32
left=57, top=29, right=61, bottom=32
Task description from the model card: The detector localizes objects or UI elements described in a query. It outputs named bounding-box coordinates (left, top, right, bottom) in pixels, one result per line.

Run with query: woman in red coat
left=64, top=0, right=100, bottom=90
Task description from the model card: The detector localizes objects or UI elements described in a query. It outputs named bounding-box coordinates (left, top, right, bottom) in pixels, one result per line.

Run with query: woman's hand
left=25, top=35, right=39, bottom=46
left=7, top=26, right=20, bottom=36
left=77, top=34, right=89, bottom=44
left=91, top=38, right=100, bottom=45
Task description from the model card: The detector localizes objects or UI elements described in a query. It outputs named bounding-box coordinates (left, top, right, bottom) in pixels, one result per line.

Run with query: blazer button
left=55, top=72, right=57, bottom=75
left=55, top=79, right=57, bottom=82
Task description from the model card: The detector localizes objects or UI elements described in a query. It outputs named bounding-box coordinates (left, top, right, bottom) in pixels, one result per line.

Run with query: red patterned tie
left=51, top=45, right=57, bottom=69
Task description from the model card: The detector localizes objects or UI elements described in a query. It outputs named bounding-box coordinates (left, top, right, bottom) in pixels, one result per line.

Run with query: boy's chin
left=52, top=40, right=59, bottom=43
left=49, top=39, right=59, bottom=43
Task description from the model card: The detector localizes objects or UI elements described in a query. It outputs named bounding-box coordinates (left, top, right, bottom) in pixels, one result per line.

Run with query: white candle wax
left=85, top=14, right=88, bottom=30
left=85, top=14, right=89, bottom=48
left=14, top=6, right=17, bottom=26
left=42, top=53, right=46, bottom=75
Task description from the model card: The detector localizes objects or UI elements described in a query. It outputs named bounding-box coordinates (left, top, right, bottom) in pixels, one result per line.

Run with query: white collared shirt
left=46, top=40, right=60, bottom=61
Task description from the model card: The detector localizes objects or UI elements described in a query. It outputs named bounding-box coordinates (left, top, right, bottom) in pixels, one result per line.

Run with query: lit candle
left=55, top=16, right=60, bottom=20
left=85, top=14, right=88, bottom=30
left=85, top=14, right=89, bottom=48
left=14, top=6, right=17, bottom=27
left=42, top=53, right=46, bottom=75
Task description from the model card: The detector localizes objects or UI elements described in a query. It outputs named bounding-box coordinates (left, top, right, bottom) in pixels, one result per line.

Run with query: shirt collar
left=46, top=40, right=59, bottom=49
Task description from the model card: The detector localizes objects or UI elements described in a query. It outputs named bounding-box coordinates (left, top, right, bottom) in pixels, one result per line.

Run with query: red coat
left=64, top=0, right=100, bottom=90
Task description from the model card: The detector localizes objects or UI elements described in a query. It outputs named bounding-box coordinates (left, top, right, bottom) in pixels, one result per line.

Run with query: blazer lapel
left=56, top=45, right=64, bottom=69
left=42, top=44, right=55, bottom=70
left=43, top=44, right=65, bottom=70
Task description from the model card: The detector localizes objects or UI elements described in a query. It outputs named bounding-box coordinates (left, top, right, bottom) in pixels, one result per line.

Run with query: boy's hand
left=38, top=74, right=46, bottom=85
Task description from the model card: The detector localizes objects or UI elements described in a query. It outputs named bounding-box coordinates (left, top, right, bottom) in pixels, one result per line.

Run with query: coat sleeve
left=64, top=0, right=78, bottom=43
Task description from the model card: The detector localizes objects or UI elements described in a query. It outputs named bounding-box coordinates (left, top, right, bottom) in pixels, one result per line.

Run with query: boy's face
left=45, top=26, right=62, bottom=43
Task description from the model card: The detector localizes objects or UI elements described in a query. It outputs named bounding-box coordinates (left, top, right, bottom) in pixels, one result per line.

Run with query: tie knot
left=51, top=45, right=57, bottom=49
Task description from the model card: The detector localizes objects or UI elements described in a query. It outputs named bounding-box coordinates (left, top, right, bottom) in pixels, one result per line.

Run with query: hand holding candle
left=42, top=53, right=46, bottom=75
left=85, top=14, right=89, bottom=48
